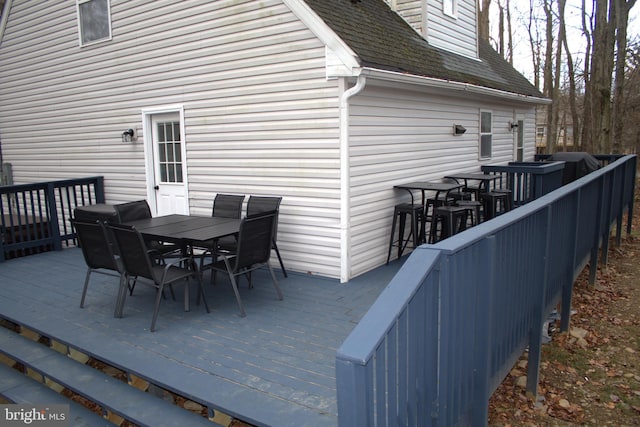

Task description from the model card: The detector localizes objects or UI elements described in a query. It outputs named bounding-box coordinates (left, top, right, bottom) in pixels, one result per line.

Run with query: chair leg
left=197, top=277, right=210, bottom=313
left=267, top=262, right=283, bottom=301
left=273, top=240, right=287, bottom=277
left=150, top=283, right=165, bottom=332
left=80, top=269, right=92, bottom=308
left=114, top=273, right=128, bottom=318
left=387, top=208, right=399, bottom=264
left=223, top=258, right=246, bottom=317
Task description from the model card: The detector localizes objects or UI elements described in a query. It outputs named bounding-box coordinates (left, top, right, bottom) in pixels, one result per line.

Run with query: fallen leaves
left=488, top=223, right=640, bottom=426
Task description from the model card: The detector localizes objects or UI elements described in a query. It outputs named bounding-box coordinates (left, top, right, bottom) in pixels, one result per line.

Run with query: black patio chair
left=201, top=210, right=283, bottom=317
left=212, top=194, right=245, bottom=219
left=107, top=223, right=210, bottom=332
left=73, top=219, right=127, bottom=318
left=113, top=200, right=181, bottom=284
left=193, top=194, right=245, bottom=278
left=246, top=196, right=287, bottom=278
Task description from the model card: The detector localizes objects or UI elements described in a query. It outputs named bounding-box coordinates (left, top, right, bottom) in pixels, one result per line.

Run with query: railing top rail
left=482, top=161, right=565, bottom=174
left=0, top=176, right=104, bottom=193
left=336, top=248, right=441, bottom=363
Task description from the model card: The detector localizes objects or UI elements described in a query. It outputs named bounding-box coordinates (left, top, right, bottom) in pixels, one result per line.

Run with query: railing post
left=471, top=235, right=496, bottom=424
left=526, top=205, right=553, bottom=396
left=589, top=176, right=606, bottom=285
left=45, top=182, right=62, bottom=251
left=561, top=189, right=581, bottom=333
left=95, top=176, right=105, bottom=203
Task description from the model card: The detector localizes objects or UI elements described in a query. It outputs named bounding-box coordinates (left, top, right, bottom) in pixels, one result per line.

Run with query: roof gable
left=301, top=0, right=543, bottom=98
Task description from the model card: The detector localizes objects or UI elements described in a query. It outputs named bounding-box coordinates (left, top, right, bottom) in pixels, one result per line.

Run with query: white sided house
left=0, top=0, right=547, bottom=282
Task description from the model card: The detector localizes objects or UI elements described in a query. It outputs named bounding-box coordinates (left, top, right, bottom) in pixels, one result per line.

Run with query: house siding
left=0, top=0, right=344, bottom=278
left=427, top=0, right=477, bottom=58
left=347, top=83, right=533, bottom=277
left=385, top=0, right=478, bottom=59
left=386, top=0, right=424, bottom=33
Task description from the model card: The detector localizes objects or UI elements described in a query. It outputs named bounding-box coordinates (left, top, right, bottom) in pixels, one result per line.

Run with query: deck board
left=0, top=248, right=406, bottom=426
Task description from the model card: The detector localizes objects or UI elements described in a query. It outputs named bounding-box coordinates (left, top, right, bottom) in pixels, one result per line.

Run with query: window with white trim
left=480, top=110, right=492, bottom=159
left=77, top=0, right=112, bottom=46
left=443, top=0, right=457, bottom=17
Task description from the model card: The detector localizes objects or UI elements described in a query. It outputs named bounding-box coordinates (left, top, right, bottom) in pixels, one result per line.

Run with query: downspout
left=339, top=75, right=366, bottom=283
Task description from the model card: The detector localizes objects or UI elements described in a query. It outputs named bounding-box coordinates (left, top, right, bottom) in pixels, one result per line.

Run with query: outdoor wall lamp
left=453, top=124, right=467, bottom=135
left=121, top=128, right=135, bottom=143
left=509, top=121, right=519, bottom=131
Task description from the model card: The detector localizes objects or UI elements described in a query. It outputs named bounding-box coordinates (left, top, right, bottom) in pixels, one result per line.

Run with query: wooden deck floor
left=0, top=248, right=406, bottom=426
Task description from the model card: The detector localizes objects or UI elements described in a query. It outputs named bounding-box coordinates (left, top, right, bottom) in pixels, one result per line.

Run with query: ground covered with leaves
left=488, top=211, right=640, bottom=425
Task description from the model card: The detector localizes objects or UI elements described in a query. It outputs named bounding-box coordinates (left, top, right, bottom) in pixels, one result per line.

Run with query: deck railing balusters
left=0, top=176, right=104, bottom=261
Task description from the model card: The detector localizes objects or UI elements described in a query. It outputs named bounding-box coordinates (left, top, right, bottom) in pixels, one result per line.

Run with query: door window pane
left=157, top=121, right=183, bottom=183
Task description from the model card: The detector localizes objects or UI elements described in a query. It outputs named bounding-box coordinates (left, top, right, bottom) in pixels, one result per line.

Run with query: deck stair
left=0, top=325, right=223, bottom=427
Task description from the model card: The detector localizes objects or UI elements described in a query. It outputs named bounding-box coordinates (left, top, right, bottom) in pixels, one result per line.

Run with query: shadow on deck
left=0, top=247, right=406, bottom=426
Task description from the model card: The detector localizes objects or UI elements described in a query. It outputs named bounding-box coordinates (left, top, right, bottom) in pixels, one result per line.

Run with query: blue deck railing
left=336, top=155, right=636, bottom=426
left=0, top=177, right=105, bottom=261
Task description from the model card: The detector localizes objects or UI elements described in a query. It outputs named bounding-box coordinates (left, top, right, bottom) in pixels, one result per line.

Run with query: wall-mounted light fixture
left=509, top=121, right=519, bottom=131
left=453, top=124, right=467, bottom=135
left=121, top=128, right=136, bottom=143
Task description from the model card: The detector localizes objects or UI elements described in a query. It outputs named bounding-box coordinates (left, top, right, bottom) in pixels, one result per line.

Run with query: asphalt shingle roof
left=304, top=0, right=544, bottom=98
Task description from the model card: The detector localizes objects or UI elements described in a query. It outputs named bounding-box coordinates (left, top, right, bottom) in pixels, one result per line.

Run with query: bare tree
left=506, top=0, right=514, bottom=64
left=612, top=0, right=637, bottom=153
left=526, top=0, right=543, bottom=89
left=558, top=0, right=581, bottom=150
left=543, top=0, right=556, bottom=153
left=579, top=0, right=595, bottom=151
left=478, top=0, right=492, bottom=41
left=584, top=0, right=617, bottom=153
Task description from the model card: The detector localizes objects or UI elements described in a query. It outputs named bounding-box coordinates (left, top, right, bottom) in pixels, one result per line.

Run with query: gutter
left=358, top=67, right=551, bottom=105
left=339, top=75, right=366, bottom=283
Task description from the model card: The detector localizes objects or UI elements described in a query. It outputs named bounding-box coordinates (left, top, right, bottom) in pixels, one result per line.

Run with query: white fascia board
left=361, top=68, right=552, bottom=105
left=0, top=0, right=13, bottom=47
left=282, top=0, right=361, bottom=77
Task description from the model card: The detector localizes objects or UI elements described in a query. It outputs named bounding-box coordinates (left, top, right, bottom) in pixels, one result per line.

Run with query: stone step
left=0, top=327, right=222, bottom=427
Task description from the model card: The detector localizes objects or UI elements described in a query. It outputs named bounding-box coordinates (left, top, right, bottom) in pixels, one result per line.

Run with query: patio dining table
left=121, top=214, right=241, bottom=312
left=444, top=172, right=500, bottom=196
left=125, top=214, right=240, bottom=246
left=393, top=181, right=464, bottom=207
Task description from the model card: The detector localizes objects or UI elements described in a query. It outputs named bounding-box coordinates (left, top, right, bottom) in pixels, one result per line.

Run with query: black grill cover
left=548, top=152, right=600, bottom=185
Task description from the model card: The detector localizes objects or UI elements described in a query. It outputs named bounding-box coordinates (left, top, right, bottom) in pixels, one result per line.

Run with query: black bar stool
left=480, top=191, right=511, bottom=220
left=387, top=203, right=424, bottom=264
left=429, top=205, right=468, bottom=243
left=492, top=188, right=514, bottom=211
left=454, top=200, right=482, bottom=226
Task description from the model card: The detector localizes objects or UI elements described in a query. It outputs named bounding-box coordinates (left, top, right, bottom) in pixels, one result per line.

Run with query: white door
left=149, top=112, right=188, bottom=215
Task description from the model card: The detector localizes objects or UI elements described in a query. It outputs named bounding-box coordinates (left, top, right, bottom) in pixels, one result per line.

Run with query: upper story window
left=480, top=110, right=492, bottom=159
left=443, top=0, right=457, bottom=18
left=77, top=0, right=112, bottom=46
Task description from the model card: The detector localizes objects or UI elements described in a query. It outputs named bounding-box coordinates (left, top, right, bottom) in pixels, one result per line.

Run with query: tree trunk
left=543, top=0, right=556, bottom=153
left=580, top=0, right=594, bottom=152
left=526, top=0, right=542, bottom=89
left=558, top=0, right=580, bottom=149
left=478, top=0, right=492, bottom=41
left=611, top=0, right=637, bottom=153
left=587, top=0, right=616, bottom=153
left=498, top=0, right=505, bottom=57
left=506, top=0, right=514, bottom=64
